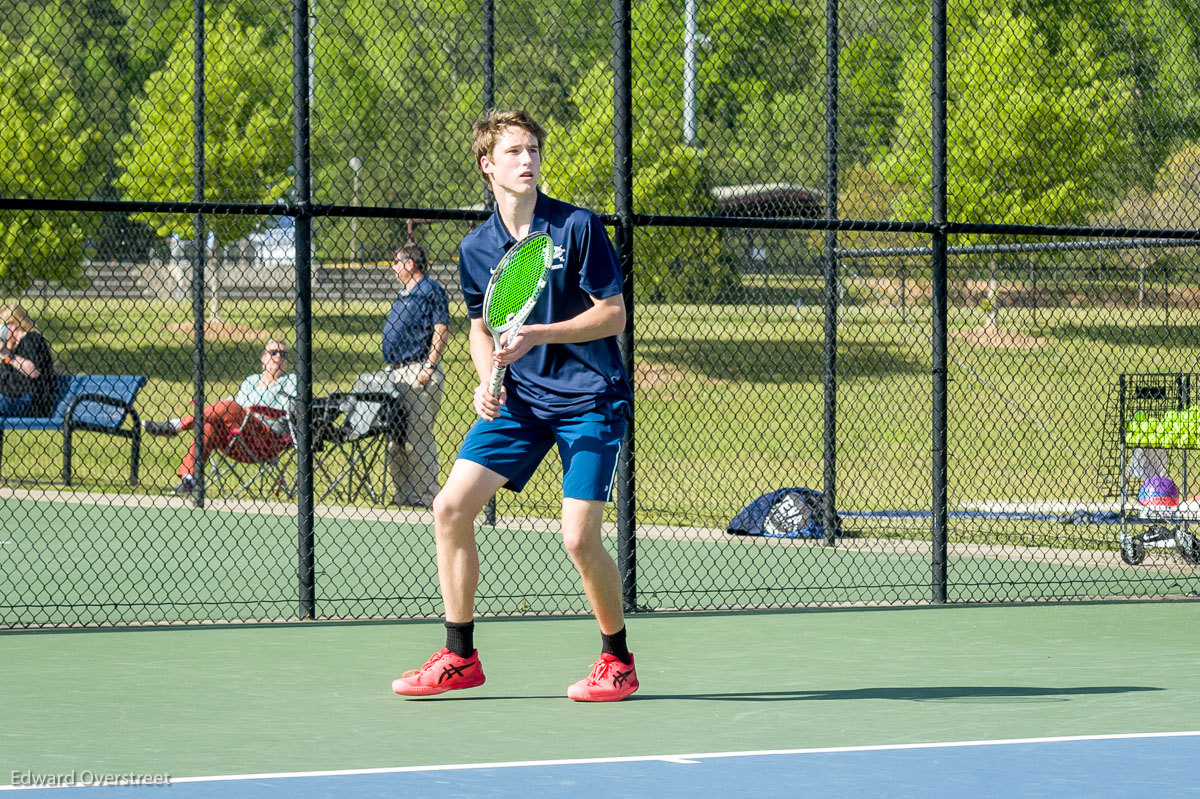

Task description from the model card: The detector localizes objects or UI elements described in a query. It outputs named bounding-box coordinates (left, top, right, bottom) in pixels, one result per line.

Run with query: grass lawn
left=5, top=269, right=1200, bottom=625
left=7, top=277, right=1200, bottom=551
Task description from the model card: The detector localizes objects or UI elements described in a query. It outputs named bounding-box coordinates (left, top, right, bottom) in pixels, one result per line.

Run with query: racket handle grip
left=488, top=364, right=507, bottom=398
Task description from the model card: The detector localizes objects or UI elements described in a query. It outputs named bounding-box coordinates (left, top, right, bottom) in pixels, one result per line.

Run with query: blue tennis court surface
left=7, top=732, right=1197, bottom=797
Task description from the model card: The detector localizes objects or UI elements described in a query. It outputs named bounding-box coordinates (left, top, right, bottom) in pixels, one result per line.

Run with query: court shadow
left=403, top=695, right=565, bottom=702
left=637, top=685, right=1163, bottom=703
left=399, top=685, right=1162, bottom=703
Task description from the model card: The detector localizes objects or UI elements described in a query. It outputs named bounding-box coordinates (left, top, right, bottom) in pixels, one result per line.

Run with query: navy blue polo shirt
left=382, top=276, right=450, bottom=364
left=458, top=192, right=632, bottom=419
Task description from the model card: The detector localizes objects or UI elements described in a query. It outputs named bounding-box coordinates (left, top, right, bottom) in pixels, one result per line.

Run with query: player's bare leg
left=432, top=459, right=507, bottom=622
left=560, top=498, right=624, bottom=633
left=391, top=459, right=505, bottom=697
left=561, top=497, right=639, bottom=701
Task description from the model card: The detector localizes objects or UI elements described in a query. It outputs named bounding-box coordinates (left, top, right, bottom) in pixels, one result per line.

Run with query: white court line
left=6, top=730, right=1193, bottom=789
left=165, top=730, right=1200, bottom=782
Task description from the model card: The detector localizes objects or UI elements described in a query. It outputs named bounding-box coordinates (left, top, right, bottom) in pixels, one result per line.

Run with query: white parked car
left=167, top=216, right=296, bottom=268
left=245, top=215, right=296, bottom=268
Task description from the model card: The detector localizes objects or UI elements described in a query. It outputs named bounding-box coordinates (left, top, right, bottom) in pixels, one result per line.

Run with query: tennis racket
left=481, top=231, right=552, bottom=397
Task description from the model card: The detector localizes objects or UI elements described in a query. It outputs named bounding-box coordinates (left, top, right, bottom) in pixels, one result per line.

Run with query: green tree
left=491, top=0, right=612, bottom=126
left=1103, top=141, right=1200, bottom=229
left=0, top=34, right=103, bottom=291
left=116, top=7, right=291, bottom=319
left=838, top=0, right=930, bottom=169
left=1096, top=141, right=1200, bottom=299
left=881, top=4, right=1136, bottom=227
left=4, top=1, right=146, bottom=264
left=695, top=0, right=825, bottom=189
left=839, top=33, right=906, bottom=167
left=1014, top=0, right=1200, bottom=187
left=307, top=0, right=616, bottom=262
left=5, top=0, right=288, bottom=262
left=880, top=4, right=1136, bottom=332
left=2, top=1, right=133, bottom=179
left=544, top=0, right=732, bottom=303
left=308, top=0, right=475, bottom=260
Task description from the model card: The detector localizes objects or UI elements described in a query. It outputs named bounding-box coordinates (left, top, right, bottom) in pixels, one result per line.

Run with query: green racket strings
left=488, top=237, right=549, bottom=329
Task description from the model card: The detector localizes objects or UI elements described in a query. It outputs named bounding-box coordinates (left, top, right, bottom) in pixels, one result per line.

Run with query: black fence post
left=822, top=0, right=839, bottom=547
left=293, top=0, right=316, bottom=621
left=190, top=0, right=207, bottom=509
left=482, top=0, right=495, bottom=110
left=930, top=0, right=949, bottom=604
left=482, top=0, right=498, bottom=528
left=613, top=0, right=637, bottom=612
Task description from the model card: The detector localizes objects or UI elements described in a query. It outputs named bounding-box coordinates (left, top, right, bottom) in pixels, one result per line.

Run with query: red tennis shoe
left=567, top=653, right=639, bottom=702
left=391, top=648, right=486, bottom=696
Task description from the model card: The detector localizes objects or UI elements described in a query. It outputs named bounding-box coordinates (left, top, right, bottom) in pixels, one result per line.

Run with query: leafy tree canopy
left=115, top=6, right=292, bottom=246
left=880, top=2, right=1136, bottom=233
left=0, top=33, right=103, bottom=291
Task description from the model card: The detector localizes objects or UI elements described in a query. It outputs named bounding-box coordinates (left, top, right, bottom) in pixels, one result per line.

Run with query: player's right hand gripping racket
left=481, top=231, right=553, bottom=397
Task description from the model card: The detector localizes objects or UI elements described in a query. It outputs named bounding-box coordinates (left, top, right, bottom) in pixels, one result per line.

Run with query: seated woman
left=144, top=338, right=297, bottom=494
left=0, top=304, right=56, bottom=418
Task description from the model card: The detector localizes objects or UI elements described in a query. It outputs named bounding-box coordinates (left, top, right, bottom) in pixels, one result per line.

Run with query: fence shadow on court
left=396, top=684, right=1163, bottom=703
left=636, top=685, right=1163, bottom=703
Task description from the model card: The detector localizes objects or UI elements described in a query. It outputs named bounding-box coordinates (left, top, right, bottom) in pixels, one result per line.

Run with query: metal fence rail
left=1, top=0, right=1199, bottom=627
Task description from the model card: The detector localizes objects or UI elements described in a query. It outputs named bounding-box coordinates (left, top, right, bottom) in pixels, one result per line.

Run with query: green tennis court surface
left=4, top=495, right=1197, bottom=627
left=2, top=601, right=1197, bottom=786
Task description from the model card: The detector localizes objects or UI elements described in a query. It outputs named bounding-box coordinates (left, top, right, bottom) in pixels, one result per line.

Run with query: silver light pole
left=683, top=0, right=698, bottom=147
left=349, top=156, right=362, bottom=264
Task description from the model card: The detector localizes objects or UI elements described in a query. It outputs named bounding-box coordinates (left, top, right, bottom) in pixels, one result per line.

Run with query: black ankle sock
left=601, top=627, right=631, bottom=665
left=444, top=621, right=475, bottom=658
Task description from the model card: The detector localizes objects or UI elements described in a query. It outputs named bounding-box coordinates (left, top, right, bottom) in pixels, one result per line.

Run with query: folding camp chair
left=311, top=391, right=406, bottom=505
left=206, top=404, right=296, bottom=500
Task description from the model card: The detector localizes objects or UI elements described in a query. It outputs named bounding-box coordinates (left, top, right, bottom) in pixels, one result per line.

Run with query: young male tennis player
left=391, top=109, right=638, bottom=701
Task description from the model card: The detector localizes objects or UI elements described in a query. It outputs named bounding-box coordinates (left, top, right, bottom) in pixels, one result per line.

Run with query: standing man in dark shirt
left=359, top=242, right=450, bottom=508
left=0, top=304, right=55, bottom=417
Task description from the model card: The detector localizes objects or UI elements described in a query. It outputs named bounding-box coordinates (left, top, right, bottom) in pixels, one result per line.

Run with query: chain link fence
left=2, top=0, right=1200, bottom=627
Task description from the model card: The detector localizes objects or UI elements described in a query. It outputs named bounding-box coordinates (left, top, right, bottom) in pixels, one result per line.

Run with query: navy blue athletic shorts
left=456, top=401, right=628, bottom=501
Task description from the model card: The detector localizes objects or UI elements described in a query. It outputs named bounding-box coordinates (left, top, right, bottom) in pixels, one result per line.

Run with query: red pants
left=177, top=399, right=291, bottom=477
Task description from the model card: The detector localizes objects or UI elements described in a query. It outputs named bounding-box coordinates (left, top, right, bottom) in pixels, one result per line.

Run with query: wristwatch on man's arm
left=422, top=360, right=435, bottom=370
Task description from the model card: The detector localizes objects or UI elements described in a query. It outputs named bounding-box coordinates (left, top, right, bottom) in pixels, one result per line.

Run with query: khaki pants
left=353, top=364, right=443, bottom=507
